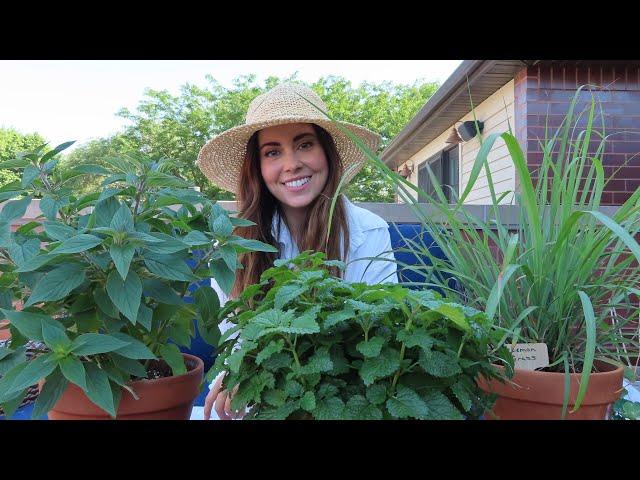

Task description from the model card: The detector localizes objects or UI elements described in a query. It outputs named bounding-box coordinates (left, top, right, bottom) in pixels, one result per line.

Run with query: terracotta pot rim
left=491, top=360, right=624, bottom=378
left=127, top=353, right=204, bottom=387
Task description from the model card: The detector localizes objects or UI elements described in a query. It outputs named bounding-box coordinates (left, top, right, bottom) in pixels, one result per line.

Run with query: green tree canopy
left=0, top=128, right=48, bottom=187
left=61, top=74, right=438, bottom=201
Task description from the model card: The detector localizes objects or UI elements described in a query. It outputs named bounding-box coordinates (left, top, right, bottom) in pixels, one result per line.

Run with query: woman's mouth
left=283, top=176, right=312, bottom=191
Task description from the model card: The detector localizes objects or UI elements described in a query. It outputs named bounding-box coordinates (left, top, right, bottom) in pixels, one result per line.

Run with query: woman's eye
left=298, top=141, right=313, bottom=150
left=264, top=149, right=279, bottom=158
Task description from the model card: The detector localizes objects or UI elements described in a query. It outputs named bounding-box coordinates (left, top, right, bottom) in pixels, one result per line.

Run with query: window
left=417, top=146, right=459, bottom=203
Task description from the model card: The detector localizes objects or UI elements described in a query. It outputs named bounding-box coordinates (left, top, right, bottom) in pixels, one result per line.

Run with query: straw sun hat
left=196, top=83, right=381, bottom=194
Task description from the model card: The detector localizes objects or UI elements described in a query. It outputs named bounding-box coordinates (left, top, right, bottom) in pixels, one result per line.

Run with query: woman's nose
left=282, top=151, right=302, bottom=171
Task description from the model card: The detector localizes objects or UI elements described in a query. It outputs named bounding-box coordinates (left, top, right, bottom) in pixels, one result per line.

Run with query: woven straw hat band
left=196, top=83, right=381, bottom=194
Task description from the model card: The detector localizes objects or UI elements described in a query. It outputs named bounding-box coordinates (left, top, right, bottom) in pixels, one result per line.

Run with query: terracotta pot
left=41, top=353, right=204, bottom=420
left=477, top=361, right=624, bottom=420
left=0, top=321, right=11, bottom=341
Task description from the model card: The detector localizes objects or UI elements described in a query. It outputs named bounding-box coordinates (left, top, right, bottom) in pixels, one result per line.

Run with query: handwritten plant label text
left=506, top=343, right=549, bottom=371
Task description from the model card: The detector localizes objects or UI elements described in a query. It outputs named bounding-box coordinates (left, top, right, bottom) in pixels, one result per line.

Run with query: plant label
left=506, top=343, right=549, bottom=371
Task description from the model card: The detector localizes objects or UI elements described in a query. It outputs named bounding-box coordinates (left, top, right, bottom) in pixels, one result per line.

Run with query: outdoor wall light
left=457, top=120, right=484, bottom=141
left=398, top=161, right=414, bottom=178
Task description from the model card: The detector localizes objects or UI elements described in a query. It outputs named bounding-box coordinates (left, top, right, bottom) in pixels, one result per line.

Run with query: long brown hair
left=231, top=124, right=350, bottom=298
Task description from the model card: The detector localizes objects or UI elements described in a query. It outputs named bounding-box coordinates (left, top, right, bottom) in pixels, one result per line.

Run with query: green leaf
left=40, top=141, right=75, bottom=163
left=111, top=353, right=149, bottom=379
left=40, top=195, right=69, bottom=221
left=110, top=243, right=136, bottom=280
left=44, top=221, right=76, bottom=242
left=84, top=363, right=117, bottom=417
left=386, top=385, right=429, bottom=419
left=24, top=263, right=86, bottom=307
left=110, top=203, right=134, bottom=232
left=0, top=346, right=27, bottom=376
left=284, top=379, right=304, bottom=398
left=8, top=352, right=57, bottom=393
left=144, top=253, right=196, bottom=282
left=142, top=234, right=188, bottom=254
left=106, top=269, right=142, bottom=323
left=93, top=288, right=120, bottom=318
left=324, top=306, right=357, bottom=328
left=42, top=322, right=71, bottom=350
left=422, top=391, right=464, bottom=420
left=451, top=379, right=473, bottom=412
left=299, top=347, right=333, bottom=375
left=263, top=389, right=287, bottom=407
left=229, top=217, right=255, bottom=227
left=52, top=234, right=103, bottom=254
left=359, top=348, right=401, bottom=386
left=21, top=165, right=40, bottom=188
left=142, top=279, right=183, bottom=305
left=356, top=336, right=386, bottom=358
left=282, top=306, right=321, bottom=335
left=230, top=371, right=275, bottom=410
left=419, top=350, right=462, bottom=378
left=300, top=391, right=316, bottom=412
left=274, top=284, right=309, bottom=310
left=7, top=236, right=40, bottom=266
left=182, top=230, right=210, bottom=246
left=32, top=369, right=68, bottom=419
left=58, top=356, right=88, bottom=391
left=218, top=244, right=237, bottom=271
left=345, top=395, right=383, bottom=420
left=194, top=286, right=220, bottom=324
left=227, top=237, right=278, bottom=253
left=209, top=258, right=236, bottom=295
left=366, top=383, right=387, bottom=405
left=212, top=214, right=233, bottom=238
left=136, top=303, right=153, bottom=331
left=0, top=196, right=31, bottom=222
left=314, top=396, right=345, bottom=420
left=70, top=333, right=130, bottom=356
left=158, top=344, right=187, bottom=376
left=396, top=330, right=434, bottom=352
left=255, top=339, right=285, bottom=365
left=0, top=309, right=53, bottom=342
left=110, top=332, right=156, bottom=360
left=93, top=197, right=120, bottom=227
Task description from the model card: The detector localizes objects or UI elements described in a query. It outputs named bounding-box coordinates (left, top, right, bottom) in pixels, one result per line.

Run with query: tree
left=0, top=128, right=48, bottom=187
left=64, top=74, right=438, bottom=201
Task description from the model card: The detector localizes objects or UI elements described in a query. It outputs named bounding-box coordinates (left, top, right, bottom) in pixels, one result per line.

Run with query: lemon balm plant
left=306, top=87, right=640, bottom=418
left=208, top=251, right=511, bottom=420
left=0, top=142, right=276, bottom=419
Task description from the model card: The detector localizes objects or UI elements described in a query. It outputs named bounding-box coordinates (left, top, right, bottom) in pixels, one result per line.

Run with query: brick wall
left=514, top=62, right=640, bottom=205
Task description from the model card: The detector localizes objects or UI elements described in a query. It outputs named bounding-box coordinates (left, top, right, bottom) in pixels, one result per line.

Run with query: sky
left=0, top=60, right=462, bottom=151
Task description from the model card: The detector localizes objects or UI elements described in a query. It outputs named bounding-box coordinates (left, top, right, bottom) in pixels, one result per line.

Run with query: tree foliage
left=0, top=128, right=48, bottom=188
left=61, top=74, right=438, bottom=201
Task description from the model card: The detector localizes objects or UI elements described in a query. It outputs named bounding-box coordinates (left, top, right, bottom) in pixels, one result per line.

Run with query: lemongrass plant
left=302, top=85, right=640, bottom=413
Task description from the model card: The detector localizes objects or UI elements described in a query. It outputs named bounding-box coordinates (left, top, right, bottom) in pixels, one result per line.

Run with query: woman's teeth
left=284, top=177, right=311, bottom=188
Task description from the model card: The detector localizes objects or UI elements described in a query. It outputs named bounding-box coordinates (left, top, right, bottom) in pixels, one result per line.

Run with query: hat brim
left=196, top=117, right=381, bottom=194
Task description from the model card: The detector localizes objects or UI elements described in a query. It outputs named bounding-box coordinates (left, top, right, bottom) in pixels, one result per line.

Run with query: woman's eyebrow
left=259, top=133, right=316, bottom=150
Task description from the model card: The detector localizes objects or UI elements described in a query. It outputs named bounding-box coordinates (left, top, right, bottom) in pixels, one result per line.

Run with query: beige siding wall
left=399, top=79, right=516, bottom=205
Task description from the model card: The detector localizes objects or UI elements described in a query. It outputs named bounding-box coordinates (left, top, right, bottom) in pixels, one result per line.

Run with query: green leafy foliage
left=0, top=145, right=273, bottom=417
left=212, top=251, right=511, bottom=420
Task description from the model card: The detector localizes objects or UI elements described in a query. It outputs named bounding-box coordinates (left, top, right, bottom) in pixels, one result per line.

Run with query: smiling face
left=258, top=123, right=329, bottom=215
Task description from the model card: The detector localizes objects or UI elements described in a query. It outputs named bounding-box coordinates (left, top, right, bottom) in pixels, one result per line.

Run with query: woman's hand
left=203, top=373, right=244, bottom=420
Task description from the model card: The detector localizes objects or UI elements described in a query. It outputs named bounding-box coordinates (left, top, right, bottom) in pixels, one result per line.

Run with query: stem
left=391, top=309, right=414, bottom=391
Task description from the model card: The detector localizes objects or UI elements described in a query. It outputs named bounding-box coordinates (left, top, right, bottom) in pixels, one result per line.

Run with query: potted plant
left=208, top=250, right=511, bottom=420
left=322, top=87, right=640, bottom=419
left=0, top=142, right=276, bottom=419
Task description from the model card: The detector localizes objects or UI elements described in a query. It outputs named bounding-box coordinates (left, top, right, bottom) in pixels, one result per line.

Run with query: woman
left=196, top=83, right=398, bottom=420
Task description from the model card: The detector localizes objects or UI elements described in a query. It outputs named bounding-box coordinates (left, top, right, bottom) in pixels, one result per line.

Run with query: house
left=382, top=60, right=640, bottom=205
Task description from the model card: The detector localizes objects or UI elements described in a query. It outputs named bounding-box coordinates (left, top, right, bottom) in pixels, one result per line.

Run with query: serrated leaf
left=21, top=164, right=40, bottom=188
left=356, top=336, right=386, bottom=358
left=397, top=329, right=434, bottom=352
left=435, top=304, right=471, bottom=332
left=141, top=279, right=183, bottom=305
left=106, top=269, right=142, bottom=323
left=136, top=303, right=153, bottom=331
left=255, top=339, right=285, bottom=365
left=345, top=395, right=383, bottom=420
left=209, top=258, right=236, bottom=296
left=0, top=196, right=31, bottom=222
left=263, top=388, right=287, bottom=407
left=159, top=344, right=187, bottom=376
left=422, top=391, right=464, bottom=420
left=230, top=371, right=275, bottom=411
left=8, top=353, right=57, bottom=393
left=418, top=350, right=462, bottom=378
left=93, top=197, right=120, bottom=228
left=386, top=385, right=429, bottom=419
left=299, top=347, right=333, bottom=375
left=24, top=263, right=86, bottom=307
left=366, top=383, right=388, bottom=405
left=314, top=396, right=345, bottom=420
left=300, top=391, right=316, bottom=412
left=282, top=306, right=321, bottom=335
left=7, top=236, right=40, bottom=266
left=110, top=332, right=156, bottom=359
left=110, top=243, right=136, bottom=280
left=40, top=195, right=69, bottom=221
left=284, top=378, right=304, bottom=398
left=52, top=234, right=103, bottom=254
left=43, top=221, right=76, bottom=242
left=212, top=214, right=233, bottom=238
left=324, top=306, right=356, bottom=328
left=275, top=284, right=309, bottom=310
left=84, top=363, right=116, bottom=417
left=218, top=244, right=237, bottom=271
left=359, top=348, right=401, bottom=386
left=182, top=230, right=210, bottom=246
left=451, top=379, right=474, bottom=412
